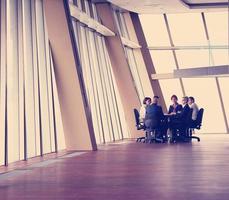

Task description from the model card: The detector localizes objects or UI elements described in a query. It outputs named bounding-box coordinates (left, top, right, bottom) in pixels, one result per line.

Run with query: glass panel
left=96, top=35, right=115, bottom=142
left=132, top=50, right=153, bottom=98
left=44, top=12, right=56, bottom=153
left=100, top=36, right=120, bottom=141
left=77, top=24, right=105, bottom=143
left=0, top=0, right=65, bottom=166
left=84, top=0, right=90, bottom=15
left=176, top=50, right=212, bottom=68
left=205, top=12, right=228, bottom=45
left=87, top=30, right=109, bottom=143
left=18, top=0, right=25, bottom=161
left=159, top=79, right=184, bottom=110
left=150, top=50, right=176, bottom=73
left=92, top=4, right=99, bottom=22
left=140, top=11, right=228, bottom=135
left=110, top=64, right=130, bottom=139
left=50, top=50, right=66, bottom=150
left=119, top=12, right=130, bottom=39
left=140, top=14, right=170, bottom=46
left=7, top=0, right=20, bottom=163
left=113, top=11, right=122, bottom=37
left=35, top=0, right=52, bottom=154
left=218, top=78, right=229, bottom=129
left=167, top=13, right=207, bottom=46
left=126, top=47, right=144, bottom=101
left=23, top=0, right=37, bottom=158
left=183, top=78, right=226, bottom=133
left=31, top=0, right=41, bottom=157
left=211, top=49, right=229, bottom=66
left=69, top=0, right=80, bottom=8
left=105, top=44, right=128, bottom=139
left=70, top=2, right=128, bottom=143
left=0, top=0, right=7, bottom=165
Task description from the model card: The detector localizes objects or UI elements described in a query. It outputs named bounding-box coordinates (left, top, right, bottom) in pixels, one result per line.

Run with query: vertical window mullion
left=0, top=0, right=7, bottom=166
left=101, top=37, right=123, bottom=140
left=43, top=2, right=55, bottom=152
left=7, top=0, right=20, bottom=163
left=98, top=36, right=120, bottom=141
left=94, top=33, right=114, bottom=143
left=18, top=0, right=26, bottom=161
left=85, top=29, right=106, bottom=143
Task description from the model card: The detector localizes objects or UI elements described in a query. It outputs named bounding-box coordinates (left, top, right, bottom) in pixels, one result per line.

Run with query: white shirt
left=190, top=102, right=199, bottom=120
left=139, top=105, right=146, bottom=123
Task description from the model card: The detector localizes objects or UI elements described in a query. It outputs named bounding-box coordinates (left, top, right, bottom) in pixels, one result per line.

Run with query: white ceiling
left=107, top=0, right=228, bottom=14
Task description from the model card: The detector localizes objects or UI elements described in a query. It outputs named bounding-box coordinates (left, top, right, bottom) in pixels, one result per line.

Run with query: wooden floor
left=1, top=134, right=229, bottom=200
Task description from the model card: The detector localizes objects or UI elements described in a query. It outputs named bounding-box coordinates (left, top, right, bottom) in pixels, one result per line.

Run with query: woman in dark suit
left=168, top=95, right=182, bottom=114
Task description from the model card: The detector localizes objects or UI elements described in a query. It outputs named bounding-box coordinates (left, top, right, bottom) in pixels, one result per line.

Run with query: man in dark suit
left=144, top=96, right=164, bottom=128
left=144, top=96, right=166, bottom=141
left=170, top=96, right=191, bottom=140
left=175, top=96, right=190, bottom=122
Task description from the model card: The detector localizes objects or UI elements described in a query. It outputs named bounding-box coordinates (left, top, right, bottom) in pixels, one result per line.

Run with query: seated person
left=139, top=97, right=151, bottom=123
left=188, top=96, right=199, bottom=126
left=169, top=96, right=191, bottom=138
left=144, top=96, right=165, bottom=138
left=168, top=95, right=182, bottom=114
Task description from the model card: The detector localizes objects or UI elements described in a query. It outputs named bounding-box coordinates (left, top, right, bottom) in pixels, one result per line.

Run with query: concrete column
left=43, top=0, right=97, bottom=150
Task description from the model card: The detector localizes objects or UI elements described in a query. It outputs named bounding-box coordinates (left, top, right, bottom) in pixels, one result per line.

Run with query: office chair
left=133, top=109, right=164, bottom=143
left=133, top=109, right=146, bottom=142
left=145, top=126, right=164, bottom=143
left=186, top=108, right=204, bottom=142
left=144, top=116, right=167, bottom=143
left=170, top=109, right=193, bottom=143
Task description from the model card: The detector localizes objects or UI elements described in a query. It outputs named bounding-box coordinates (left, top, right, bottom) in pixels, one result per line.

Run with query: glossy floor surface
left=0, top=134, right=229, bottom=200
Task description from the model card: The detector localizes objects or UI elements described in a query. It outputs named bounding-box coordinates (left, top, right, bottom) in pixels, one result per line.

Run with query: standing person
left=168, top=95, right=182, bottom=115
left=139, top=97, right=151, bottom=123
left=188, top=96, right=199, bottom=121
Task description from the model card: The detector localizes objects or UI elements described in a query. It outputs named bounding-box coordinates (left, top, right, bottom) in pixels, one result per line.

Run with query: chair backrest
left=133, top=108, right=145, bottom=130
left=133, top=108, right=140, bottom=126
left=195, top=108, right=204, bottom=129
left=186, top=108, right=193, bottom=125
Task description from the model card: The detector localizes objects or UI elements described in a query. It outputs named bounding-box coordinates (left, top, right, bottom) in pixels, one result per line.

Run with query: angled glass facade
left=140, top=11, right=229, bottom=133
left=0, top=0, right=65, bottom=166
left=0, top=0, right=227, bottom=168
left=113, top=10, right=155, bottom=106
left=69, top=0, right=129, bottom=144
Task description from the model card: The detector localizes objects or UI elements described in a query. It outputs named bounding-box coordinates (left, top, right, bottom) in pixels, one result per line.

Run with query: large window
left=140, top=11, right=229, bottom=133
left=70, top=0, right=129, bottom=143
left=0, top=0, right=65, bottom=166
left=182, top=78, right=226, bottom=133
left=140, top=14, right=170, bottom=46
left=114, top=10, right=152, bottom=102
left=168, top=13, right=207, bottom=46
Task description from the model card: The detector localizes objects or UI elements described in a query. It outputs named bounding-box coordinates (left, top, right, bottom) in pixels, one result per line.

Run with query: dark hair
left=143, top=97, right=151, bottom=105
left=182, top=96, right=189, bottom=103
left=189, top=96, right=195, bottom=102
left=171, top=95, right=178, bottom=100
left=153, top=95, right=159, bottom=99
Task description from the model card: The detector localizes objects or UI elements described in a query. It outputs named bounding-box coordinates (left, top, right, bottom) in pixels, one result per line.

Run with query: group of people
left=139, top=95, right=199, bottom=141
